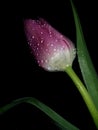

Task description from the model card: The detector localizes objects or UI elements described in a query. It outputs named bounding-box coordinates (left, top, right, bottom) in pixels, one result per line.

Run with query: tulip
left=24, top=18, right=76, bottom=71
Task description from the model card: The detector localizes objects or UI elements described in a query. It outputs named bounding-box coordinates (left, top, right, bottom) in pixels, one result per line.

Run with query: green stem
left=65, top=66, right=98, bottom=128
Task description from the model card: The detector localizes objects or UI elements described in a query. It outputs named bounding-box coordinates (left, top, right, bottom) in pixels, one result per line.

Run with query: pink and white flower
left=24, top=18, right=76, bottom=71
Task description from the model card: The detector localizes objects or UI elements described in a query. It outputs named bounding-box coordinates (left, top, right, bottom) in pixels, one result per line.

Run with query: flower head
left=24, top=18, right=76, bottom=71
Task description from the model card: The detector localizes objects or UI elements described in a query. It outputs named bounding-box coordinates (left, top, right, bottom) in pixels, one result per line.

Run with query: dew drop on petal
left=51, top=44, right=53, bottom=46
left=47, top=53, right=50, bottom=55
left=41, top=23, right=46, bottom=27
left=60, top=35, right=63, bottom=38
left=46, top=49, right=48, bottom=52
left=28, top=42, right=32, bottom=46
left=47, top=43, right=49, bottom=46
left=47, top=67, right=51, bottom=70
left=54, top=48, right=56, bottom=51
left=41, top=60, right=43, bottom=63
left=41, top=32, right=43, bottom=34
left=50, top=35, right=52, bottom=37
left=30, top=43, right=32, bottom=46
left=41, top=40, right=44, bottom=43
left=32, top=28, right=35, bottom=31
left=49, top=31, right=52, bottom=34
left=32, top=35, right=35, bottom=39
left=45, top=59, right=48, bottom=63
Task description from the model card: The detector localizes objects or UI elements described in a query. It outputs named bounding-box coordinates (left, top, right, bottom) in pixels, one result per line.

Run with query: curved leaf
left=0, top=97, right=79, bottom=130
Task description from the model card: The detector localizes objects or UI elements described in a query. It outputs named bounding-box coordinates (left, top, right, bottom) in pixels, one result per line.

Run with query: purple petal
left=24, top=18, right=76, bottom=71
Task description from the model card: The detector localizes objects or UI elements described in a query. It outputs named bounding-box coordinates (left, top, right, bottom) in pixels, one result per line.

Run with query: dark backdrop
left=0, top=0, right=98, bottom=130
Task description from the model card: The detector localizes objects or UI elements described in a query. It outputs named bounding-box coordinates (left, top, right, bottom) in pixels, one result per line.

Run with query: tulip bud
left=24, top=18, right=76, bottom=71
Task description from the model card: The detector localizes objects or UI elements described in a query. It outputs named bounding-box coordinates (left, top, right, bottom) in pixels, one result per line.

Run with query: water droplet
left=41, top=40, right=43, bottom=43
left=50, top=35, right=52, bottom=37
left=49, top=31, right=52, bottom=34
left=73, top=48, right=76, bottom=55
left=37, top=53, right=39, bottom=56
left=38, top=60, right=40, bottom=63
left=28, top=42, right=31, bottom=46
left=51, top=57, right=53, bottom=60
left=61, top=46, right=65, bottom=50
left=51, top=44, right=53, bottom=46
left=54, top=48, right=56, bottom=51
left=45, top=60, right=48, bottom=63
left=41, top=60, right=43, bottom=63
left=60, top=35, right=63, bottom=38
left=47, top=43, right=49, bottom=46
left=32, top=35, right=35, bottom=39
left=41, top=24, right=46, bottom=27
left=47, top=67, right=51, bottom=70
left=32, top=28, right=35, bottom=31
left=33, top=48, right=36, bottom=52
left=46, top=49, right=48, bottom=51
left=29, top=43, right=32, bottom=46
left=41, top=32, right=43, bottom=34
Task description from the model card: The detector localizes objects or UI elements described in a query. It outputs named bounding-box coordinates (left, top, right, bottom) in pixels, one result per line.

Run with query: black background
left=0, top=0, right=98, bottom=130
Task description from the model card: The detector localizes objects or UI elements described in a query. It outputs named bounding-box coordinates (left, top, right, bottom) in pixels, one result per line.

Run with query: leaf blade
left=0, top=97, right=79, bottom=130
left=70, top=0, right=98, bottom=109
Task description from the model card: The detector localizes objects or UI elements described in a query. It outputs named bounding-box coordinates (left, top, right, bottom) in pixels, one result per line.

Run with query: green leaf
left=0, top=97, right=79, bottom=130
left=70, top=0, right=98, bottom=109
